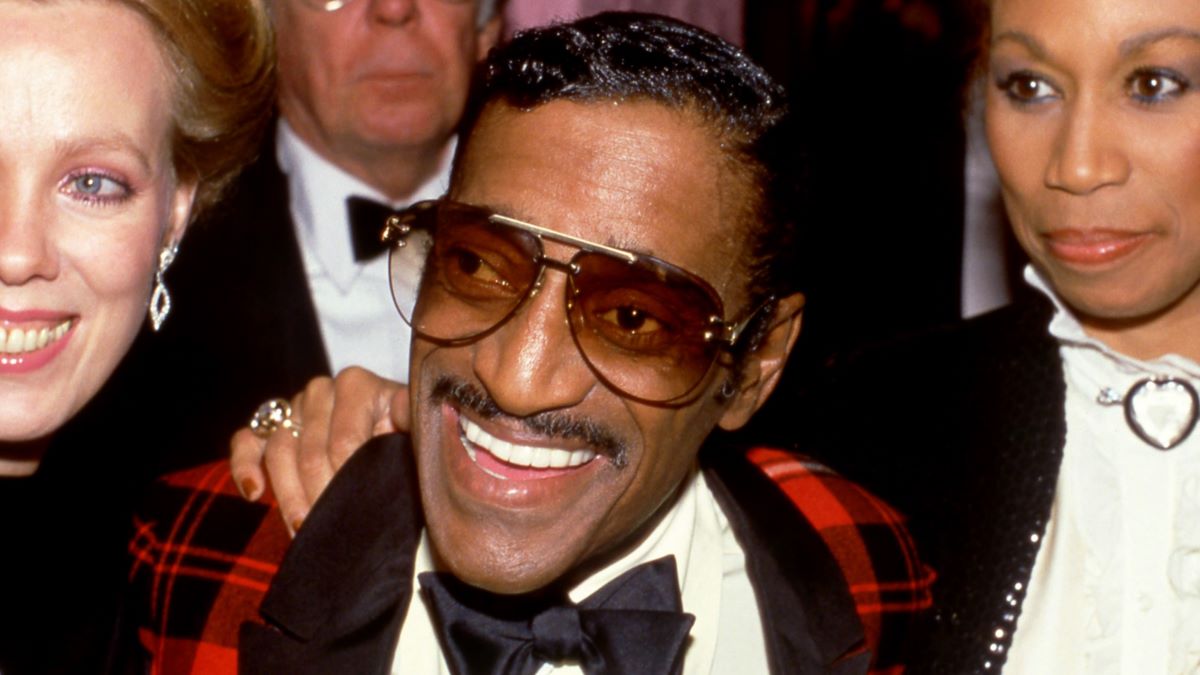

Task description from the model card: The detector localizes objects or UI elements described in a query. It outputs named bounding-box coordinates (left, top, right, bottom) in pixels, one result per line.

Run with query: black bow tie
left=419, top=556, right=695, bottom=675
left=346, top=196, right=395, bottom=262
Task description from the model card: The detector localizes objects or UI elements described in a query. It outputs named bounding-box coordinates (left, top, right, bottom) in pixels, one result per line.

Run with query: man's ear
left=717, top=292, right=805, bottom=431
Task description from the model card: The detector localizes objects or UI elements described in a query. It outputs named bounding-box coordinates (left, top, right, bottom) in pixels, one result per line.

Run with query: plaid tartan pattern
left=129, top=447, right=931, bottom=674
left=746, top=447, right=935, bottom=674
left=128, top=462, right=290, bottom=675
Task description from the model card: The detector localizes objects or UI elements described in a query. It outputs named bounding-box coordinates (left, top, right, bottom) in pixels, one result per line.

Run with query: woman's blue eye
left=75, top=174, right=120, bottom=195
left=65, top=172, right=130, bottom=202
left=1127, top=68, right=1189, bottom=104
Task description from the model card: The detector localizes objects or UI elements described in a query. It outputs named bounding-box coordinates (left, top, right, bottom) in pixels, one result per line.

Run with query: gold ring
left=249, top=398, right=301, bottom=438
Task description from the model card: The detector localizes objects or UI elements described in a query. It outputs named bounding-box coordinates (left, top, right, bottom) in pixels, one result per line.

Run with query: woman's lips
left=1042, top=229, right=1154, bottom=266
left=0, top=318, right=75, bottom=373
left=0, top=320, right=72, bottom=355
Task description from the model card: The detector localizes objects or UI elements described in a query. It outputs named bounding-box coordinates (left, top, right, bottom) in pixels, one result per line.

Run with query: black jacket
left=807, top=295, right=1066, bottom=673
left=128, top=131, right=330, bottom=470
left=238, top=436, right=874, bottom=674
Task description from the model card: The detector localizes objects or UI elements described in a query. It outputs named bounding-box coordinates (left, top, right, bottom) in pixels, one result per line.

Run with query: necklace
left=1096, top=377, right=1199, bottom=451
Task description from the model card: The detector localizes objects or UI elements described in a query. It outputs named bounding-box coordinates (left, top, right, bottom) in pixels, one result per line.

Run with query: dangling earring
left=149, top=244, right=178, bottom=332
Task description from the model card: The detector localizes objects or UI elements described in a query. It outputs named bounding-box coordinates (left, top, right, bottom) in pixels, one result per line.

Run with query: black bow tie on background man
left=419, top=556, right=696, bottom=675
left=346, top=196, right=395, bottom=262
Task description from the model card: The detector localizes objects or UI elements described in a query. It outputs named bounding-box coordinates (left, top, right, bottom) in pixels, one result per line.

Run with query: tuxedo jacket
left=807, top=294, right=1065, bottom=673
left=123, top=129, right=330, bottom=472
left=128, top=436, right=932, bottom=675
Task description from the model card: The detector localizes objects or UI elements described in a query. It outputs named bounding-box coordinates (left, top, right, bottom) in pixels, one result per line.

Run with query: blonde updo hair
left=112, top=0, right=276, bottom=218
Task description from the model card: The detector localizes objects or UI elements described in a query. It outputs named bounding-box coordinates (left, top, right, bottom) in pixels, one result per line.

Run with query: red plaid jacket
left=128, top=436, right=932, bottom=674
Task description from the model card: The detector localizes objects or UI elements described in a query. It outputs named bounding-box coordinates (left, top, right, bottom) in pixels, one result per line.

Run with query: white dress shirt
left=389, top=468, right=770, bottom=674
left=1006, top=268, right=1200, bottom=674
left=275, top=121, right=454, bottom=382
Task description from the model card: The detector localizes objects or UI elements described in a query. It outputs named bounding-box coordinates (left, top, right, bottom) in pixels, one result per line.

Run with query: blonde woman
left=0, top=0, right=271, bottom=670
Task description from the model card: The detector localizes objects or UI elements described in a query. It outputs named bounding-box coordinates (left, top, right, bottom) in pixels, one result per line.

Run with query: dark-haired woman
left=812, top=0, right=1200, bottom=670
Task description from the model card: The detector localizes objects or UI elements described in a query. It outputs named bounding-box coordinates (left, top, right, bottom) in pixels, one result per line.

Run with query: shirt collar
left=275, top=120, right=455, bottom=291
left=1024, top=264, right=1200, bottom=377
left=403, top=467, right=727, bottom=675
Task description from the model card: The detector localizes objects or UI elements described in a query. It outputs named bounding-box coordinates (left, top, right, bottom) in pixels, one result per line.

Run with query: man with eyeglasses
left=127, top=13, right=931, bottom=674
left=120, top=0, right=502, bottom=475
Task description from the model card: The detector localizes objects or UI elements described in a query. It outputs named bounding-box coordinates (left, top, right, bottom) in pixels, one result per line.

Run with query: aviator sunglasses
left=383, top=200, right=771, bottom=404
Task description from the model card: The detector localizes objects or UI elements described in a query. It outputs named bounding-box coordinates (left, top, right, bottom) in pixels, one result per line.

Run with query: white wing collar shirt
left=389, top=468, right=771, bottom=674
left=275, top=120, right=454, bottom=382
left=1007, top=266, right=1200, bottom=674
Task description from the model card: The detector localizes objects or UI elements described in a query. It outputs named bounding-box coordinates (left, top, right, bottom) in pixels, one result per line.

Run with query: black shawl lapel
left=240, top=434, right=423, bottom=675
left=701, top=445, right=871, bottom=675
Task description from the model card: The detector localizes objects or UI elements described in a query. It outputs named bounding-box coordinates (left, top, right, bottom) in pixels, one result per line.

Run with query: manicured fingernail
left=240, top=478, right=260, bottom=501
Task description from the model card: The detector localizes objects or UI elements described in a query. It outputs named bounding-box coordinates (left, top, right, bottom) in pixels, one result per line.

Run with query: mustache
left=429, top=375, right=629, bottom=469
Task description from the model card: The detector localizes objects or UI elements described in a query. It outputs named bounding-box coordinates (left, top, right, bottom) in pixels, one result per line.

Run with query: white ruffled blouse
left=1006, top=269, right=1200, bottom=674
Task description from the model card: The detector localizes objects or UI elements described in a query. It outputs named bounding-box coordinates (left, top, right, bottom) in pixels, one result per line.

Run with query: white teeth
left=459, top=442, right=507, bottom=480
left=548, top=449, right=570, bottom=469
left=464, top=418, right=482, bottom=444
left=459, top=416, right=597, bottom=470
left=493, top=439, right=515, bottom=463
left=508, top=444, right=533, bottom=466
left=0, top=320, right=72, bottom=355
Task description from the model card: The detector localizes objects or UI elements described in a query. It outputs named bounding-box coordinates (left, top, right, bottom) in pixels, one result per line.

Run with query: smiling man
left=128, top=13, right=930, bottom=674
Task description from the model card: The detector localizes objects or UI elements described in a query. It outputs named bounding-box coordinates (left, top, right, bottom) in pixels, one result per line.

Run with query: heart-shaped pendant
left=1123, top=377, right=1199, bottom=450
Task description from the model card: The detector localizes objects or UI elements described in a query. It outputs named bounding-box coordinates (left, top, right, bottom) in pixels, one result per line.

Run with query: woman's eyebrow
left=991, top=30, right=1049, bottom=59
left=54, top=134, right=153, bottom=173
left=1120, top=27, right=1200, bottom=57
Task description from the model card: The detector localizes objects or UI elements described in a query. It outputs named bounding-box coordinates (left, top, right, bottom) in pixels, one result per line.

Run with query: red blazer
left=127, top=435, right=932, bottom=674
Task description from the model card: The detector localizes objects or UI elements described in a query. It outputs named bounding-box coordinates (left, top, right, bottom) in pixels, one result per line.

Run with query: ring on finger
left=249, top=398, right=302, bottom=438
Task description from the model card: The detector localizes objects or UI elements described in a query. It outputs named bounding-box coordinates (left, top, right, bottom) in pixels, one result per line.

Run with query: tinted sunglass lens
left=388, top=227, right=431, bottom=325
left=390, top=206, right=540, bottom=343
left=569, top=253, right=723, bottom=401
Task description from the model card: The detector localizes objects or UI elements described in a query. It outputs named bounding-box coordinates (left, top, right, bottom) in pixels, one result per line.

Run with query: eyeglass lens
left=388, top=203, right=728, bottom=402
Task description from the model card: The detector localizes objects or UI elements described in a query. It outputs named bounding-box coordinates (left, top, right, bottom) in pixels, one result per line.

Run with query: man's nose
left=367, top=0, right=417, bottom=26
left=471, top=276, right=597, bottom=417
